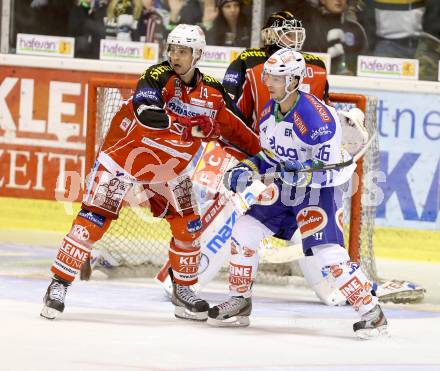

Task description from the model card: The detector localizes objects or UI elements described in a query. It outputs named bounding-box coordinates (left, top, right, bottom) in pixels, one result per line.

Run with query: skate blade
left=207, top=315, right=250, bottom=327
left=355, top=325, right=389, bottom=340
left=40, top=306, right=62, bottom=320
left=174, top=306, right=208, bottom=321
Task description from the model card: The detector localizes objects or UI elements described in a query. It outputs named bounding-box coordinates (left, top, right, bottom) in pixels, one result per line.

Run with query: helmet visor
left=262, top=71, right=286, bottom=87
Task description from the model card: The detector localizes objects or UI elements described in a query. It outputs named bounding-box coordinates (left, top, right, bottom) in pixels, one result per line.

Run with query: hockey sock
left=228, top=215, right=269, bottom=297
left=169, top=239, right=200, bottom=285
left=50, top=210, right=111, bottom=282
left=330, top=261, right=378, bottom=316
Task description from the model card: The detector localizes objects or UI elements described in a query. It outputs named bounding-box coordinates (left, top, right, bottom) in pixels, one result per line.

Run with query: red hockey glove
left=179, top=115, right=221, bottom=142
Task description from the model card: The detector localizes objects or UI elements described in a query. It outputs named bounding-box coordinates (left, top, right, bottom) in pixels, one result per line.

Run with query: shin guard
left=51, top=210, right=111, bottom=282
left=169, top=239, right=200, bottom=285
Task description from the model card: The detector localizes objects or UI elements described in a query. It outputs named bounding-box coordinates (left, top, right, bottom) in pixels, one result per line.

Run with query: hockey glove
left=180, top=115, right=221, bottom=142
left=224, top=162, right=254, bottom=193
left=277, top=159, right=312, bottom=187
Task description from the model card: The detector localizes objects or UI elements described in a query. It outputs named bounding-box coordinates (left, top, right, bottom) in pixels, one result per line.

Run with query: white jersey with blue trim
left=258, top=92, right=356, bottom=188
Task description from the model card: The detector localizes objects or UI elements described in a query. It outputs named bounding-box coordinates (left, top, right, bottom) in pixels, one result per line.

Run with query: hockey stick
left=250, top=130, right=378, bottom=181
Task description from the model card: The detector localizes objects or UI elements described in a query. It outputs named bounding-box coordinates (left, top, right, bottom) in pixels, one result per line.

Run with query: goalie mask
left=167, top=24, right=206, bottom=77
left=262, top=48, right=306, bottom=103
left=261, top=11, right=306, bottom=51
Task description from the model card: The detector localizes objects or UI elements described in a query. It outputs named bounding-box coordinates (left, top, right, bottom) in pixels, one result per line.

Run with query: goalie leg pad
left=51, top=210, right=111, bottom=282
left=229, top=215, right=273, bottom=297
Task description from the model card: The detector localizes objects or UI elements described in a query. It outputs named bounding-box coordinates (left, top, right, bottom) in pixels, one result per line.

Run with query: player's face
left=277, top=28, right=304, bottom=50
left=168, top=45, right=193, bottom=75
left=320, top=0, right=347, bottom=14
left=262, top=72, right=286, bottom=100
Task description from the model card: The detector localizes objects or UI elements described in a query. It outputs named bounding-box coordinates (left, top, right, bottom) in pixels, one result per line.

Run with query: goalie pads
left=339, top=107, right=368, bottom=156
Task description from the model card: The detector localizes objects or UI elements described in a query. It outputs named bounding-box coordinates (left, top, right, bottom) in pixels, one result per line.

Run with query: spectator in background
left=68, top=0, right=107, bottom=59
left=12, top=0, right=74, bottom=49
left=359, top=0, right=425, bottom=59
left=416, top=0, right=440, bottom=81
left=423, top=0, right=440, bottom=39
left=133, top=0, right=166, bottom=56
left=303, top=0, right=368, bottom=75
left=105, top=0, right=143, bottom=40
left=205, top=0, right=250, bottom=47
left=163, top=0, right=202, bottom=31
left=264, top=0, right=314, bottom=22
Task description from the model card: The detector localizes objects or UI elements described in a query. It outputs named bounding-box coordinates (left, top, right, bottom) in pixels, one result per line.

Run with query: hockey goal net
left=86, top=77, right=380, bottom=287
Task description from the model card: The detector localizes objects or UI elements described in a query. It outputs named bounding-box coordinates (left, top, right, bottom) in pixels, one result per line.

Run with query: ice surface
left=1, top=243, right=439, bottom=371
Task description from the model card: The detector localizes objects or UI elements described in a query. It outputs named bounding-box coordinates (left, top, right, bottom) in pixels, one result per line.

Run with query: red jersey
left=223, top=47, right=329, bottom=131
left=98, top=61, right=260, bottom=184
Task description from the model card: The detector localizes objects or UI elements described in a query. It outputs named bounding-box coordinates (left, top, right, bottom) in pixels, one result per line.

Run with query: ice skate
left=207, top=296, right=252, bottom=327
left=40, top=278, right=69, bottom=320
left=169, top=270, right=209, bottom=321
left=353, top=304, right=388, bottom=339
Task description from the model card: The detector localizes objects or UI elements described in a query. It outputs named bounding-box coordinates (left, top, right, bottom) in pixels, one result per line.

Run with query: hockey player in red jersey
left=223, top=10, right=329, bottom=131
left=40, top=24, right=260, bottom=321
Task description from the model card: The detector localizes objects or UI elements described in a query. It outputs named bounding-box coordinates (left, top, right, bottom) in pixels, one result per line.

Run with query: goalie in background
left=40, top=24, right=260, bottom=322
left=222, top=10, right=329, bottom=131
left=207, top=49, right=388, bottom=339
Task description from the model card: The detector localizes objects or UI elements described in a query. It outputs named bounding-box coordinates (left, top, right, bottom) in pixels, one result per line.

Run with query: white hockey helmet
left=167, top=24, right=206, bottom=61
left=262, top=48, right=306, bottom=102
left=261, top=11, right=306, bottom=51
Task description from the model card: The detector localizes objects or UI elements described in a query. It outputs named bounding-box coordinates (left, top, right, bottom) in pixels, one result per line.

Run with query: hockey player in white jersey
left=207, top=48, right=388, bottom=339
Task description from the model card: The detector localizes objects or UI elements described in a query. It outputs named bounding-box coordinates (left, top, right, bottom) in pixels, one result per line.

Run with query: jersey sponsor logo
left=119, top=117, right=132, bottom=132
left=187, top=217, right=202, bottom=234
left=167, top=97, right=217, bottom=118
left=174, top=78, right=182, bottom=97
left=239, top=49, right=266, bottom=60
left=335, top=208, right=344, bottom=233
left=362, top=294, right=373, bottom=306
left=229, top=262, right=252, bottom=286
left=339, top=276, right=364, bottom=308
left=78, top=210, right=106, bottom=228
left=179, top=254, right=198, bottom=274
left=223, top=71, right=240, bottom=85
left=94, top=178, right=128, bottom=213
left=71, top=224, right=90, bottom=241
left=57, top=238, right=90, bottom=270
left=330, top=265, right=343, bottom=278
left=135, top=88, right=160, bottom=103
left=202, top=75, right=220, bottom=85
left=190, top=97, right=212, bottom=107
left=268, top=137, right=299, bottom=161
left=243, top=246, right=256, bottom=257
left=260, top=105, right=271, bottom=118
left=296, top=206, right=328, bottom=238
left=148, top=64, right=173, bottom=81
left=255, top=183, right=279, bottom=206
left=310, top=125, right=332, bottom=140
left=231, top=238, right=239, bottom=255
left=293, top=112, right=308, bottom=135
left=304, top=94, right=331, bottom=123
